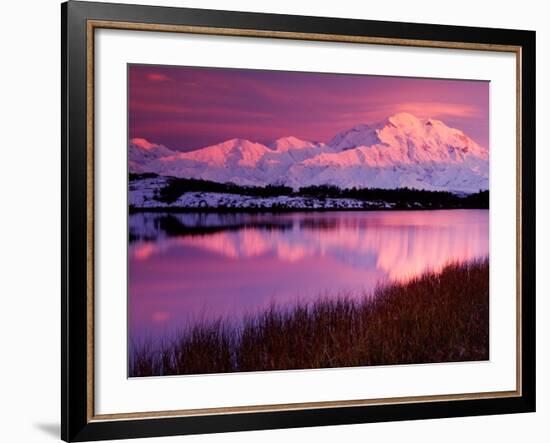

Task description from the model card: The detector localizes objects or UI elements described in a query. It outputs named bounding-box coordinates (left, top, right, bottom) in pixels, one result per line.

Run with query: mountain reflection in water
left=129, top=210, right=488, bottom=343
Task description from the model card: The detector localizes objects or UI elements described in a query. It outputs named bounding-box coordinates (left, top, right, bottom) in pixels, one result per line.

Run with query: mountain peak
left=129, top=138, right=175, bottom=173
left=130, top=137, right=165, bottom=150
left=387, top=112, right=423, bottom=128
left=328, top=123, right=380, bottom=151
left=269, top=136, right=319, bottom=151
left=218, top=138, right=257, bottom=148
left=187, top=138, right=270, bottom=155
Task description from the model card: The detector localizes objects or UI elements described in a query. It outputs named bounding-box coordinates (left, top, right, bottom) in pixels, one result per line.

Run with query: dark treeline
left=298, top=184, right=488, bottom=208
left=129, top=173, right=489, bottom=209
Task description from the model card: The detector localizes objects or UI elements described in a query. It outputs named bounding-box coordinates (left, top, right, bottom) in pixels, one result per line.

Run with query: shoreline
left=129, top=206, right=490, bottom=213
left=129, top=175, right=489, bottom=212
left=128, top=206, right=489, bottom=215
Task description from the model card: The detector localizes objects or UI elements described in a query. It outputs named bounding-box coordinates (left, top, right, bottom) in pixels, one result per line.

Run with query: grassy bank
left=130, top=259, right=489, bottom=377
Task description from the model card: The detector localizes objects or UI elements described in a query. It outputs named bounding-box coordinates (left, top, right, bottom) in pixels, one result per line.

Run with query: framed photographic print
left=61, top=1, right=536, bottom=441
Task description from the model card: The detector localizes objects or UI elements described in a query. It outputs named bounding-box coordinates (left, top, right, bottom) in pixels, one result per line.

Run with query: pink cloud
left=389, top=102, right=482, bottom=119
left=146, top=73, right=172, bottom=82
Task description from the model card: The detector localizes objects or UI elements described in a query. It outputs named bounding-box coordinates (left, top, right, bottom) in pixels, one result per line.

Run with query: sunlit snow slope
left=129, top=113, right=488, bottom=193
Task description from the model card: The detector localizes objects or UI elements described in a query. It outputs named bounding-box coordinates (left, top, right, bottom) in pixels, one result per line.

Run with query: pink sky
left=129, top=64, right=489, bottom=152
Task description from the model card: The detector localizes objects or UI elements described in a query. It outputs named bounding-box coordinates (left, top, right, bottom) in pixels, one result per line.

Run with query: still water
left=129, top=210, right=488, bottom=344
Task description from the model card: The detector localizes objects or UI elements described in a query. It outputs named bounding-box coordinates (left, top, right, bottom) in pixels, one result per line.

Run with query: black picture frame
left=62, top=1, right=536, bottom=441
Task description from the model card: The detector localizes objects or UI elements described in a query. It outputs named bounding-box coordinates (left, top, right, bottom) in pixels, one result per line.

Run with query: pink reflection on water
left=133, top=242, right=157, bottom=260
left=129, top=210, right=488, bottom=343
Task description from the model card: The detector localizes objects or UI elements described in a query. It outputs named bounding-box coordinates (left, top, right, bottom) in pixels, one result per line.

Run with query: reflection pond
left=129, top=210, right=488, bottom=344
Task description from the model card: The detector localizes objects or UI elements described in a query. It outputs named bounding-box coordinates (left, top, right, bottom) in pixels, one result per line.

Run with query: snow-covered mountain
left=129, top=113, right=489, bottom=193
left=269, top=136, right=325, bottom=152
left=129, top=138, right=176, bottom=173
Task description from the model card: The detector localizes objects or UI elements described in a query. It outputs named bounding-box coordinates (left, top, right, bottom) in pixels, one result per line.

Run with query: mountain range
left=129, top=112, right=489, bottom=193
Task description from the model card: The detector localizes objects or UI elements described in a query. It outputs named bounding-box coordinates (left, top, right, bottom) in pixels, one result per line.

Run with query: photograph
left=127, top=65, right=490, bottom=377
left=54, top=1, right=537, bottom=441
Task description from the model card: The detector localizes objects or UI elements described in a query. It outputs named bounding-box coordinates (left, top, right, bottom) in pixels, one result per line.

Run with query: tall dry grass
left=130, top=258, right=489, bottom=377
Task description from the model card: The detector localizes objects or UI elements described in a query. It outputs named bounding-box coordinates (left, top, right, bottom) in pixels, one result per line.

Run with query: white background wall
left=0, top=0, right=547, bottom=442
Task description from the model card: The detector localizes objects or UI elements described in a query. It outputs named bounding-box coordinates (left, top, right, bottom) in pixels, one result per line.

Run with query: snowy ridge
left=129, top=179, right=394, bottom=210
left=269, top=136, right=325, bottom=152
left=128, top=138, right=176, bottom=173
left=129, top=113, right=488, bottom=193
